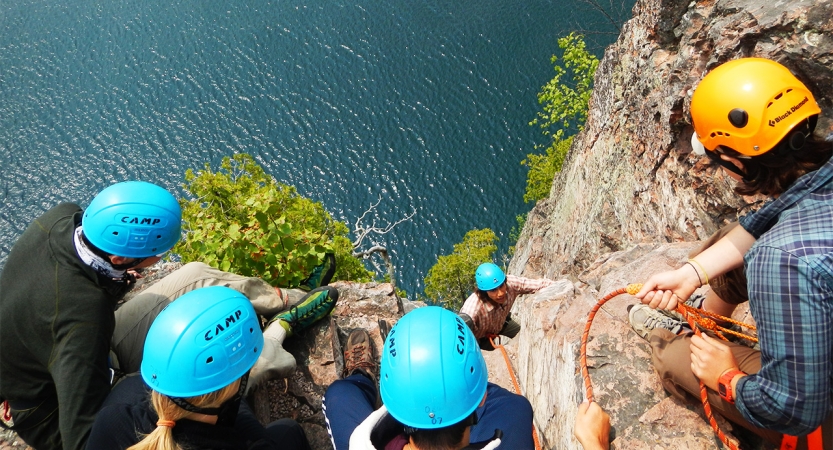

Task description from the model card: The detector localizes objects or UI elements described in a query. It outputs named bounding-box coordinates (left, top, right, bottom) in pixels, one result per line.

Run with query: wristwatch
left=717, top=369, right=745, bottom=404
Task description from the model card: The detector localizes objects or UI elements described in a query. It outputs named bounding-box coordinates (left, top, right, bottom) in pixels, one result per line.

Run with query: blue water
left=0, top=0, right=631, bottom=296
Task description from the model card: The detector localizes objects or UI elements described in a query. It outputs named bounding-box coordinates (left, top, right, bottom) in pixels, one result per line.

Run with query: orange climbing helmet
left=690, top=57, right=820, bottom=157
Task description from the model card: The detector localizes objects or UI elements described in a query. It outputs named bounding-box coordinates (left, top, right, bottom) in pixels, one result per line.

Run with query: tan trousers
left=111, top=262, right=300, bottom=377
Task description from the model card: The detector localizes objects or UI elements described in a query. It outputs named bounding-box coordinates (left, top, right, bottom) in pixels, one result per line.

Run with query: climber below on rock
left=458, top=263, right=556, bottom=350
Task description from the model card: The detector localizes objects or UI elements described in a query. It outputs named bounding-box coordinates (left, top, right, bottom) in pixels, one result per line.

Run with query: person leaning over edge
left=85, top=286, right=311, bottom=450
left=459, top=263, right=556, bottom=350
left=630, top=57, right=833, bottom=448
left=0, top=181, right=181, bottom=450
left=322, top=306, right=536, bottom=450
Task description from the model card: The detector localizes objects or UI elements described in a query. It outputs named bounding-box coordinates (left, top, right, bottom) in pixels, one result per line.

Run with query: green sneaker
left=267, top=286, right=339, bottom=337
left=300, top=253, right=336, bottom=292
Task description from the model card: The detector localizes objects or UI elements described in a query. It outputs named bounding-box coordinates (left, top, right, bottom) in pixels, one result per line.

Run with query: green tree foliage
left=521, top=136, right=574, bottom=203
left=423, top=229, right=498, bottom=310
left=175, top=153, right=372, bottom=287
left=523, top=33, right=599, bottom=203
left=530, top=32, right=599, bottom=142
left=507, top=212, right=529, bottom=257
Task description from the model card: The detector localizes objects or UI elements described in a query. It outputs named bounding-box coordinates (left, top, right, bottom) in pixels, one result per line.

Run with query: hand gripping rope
left=580, top=284, right=762, bottom=450
left=488, top=335, right=543, bottom=450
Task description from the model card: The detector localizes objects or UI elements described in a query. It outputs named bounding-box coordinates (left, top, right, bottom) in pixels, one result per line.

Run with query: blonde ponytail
left=127, top=380, right=241, bottom=450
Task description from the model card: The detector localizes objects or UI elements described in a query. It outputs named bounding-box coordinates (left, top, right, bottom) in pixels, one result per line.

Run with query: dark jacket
left=0, top=203, right=130, bottom=450
left=86, top=377, right=277, bottom=450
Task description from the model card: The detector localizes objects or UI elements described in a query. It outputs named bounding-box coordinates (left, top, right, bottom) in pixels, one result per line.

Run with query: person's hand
left=575, top=400, right=610, bottom=450
left=635, top=266, right=700, bottom=311
left=690, top=334, right=738, bottom=391
left=127, top=269, right=145, bottom=279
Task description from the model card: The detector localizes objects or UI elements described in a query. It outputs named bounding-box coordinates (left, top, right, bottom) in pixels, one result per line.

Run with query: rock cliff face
left=511, top=0, right=833, bottom=280
left=505, top=0, right=833, bottom=448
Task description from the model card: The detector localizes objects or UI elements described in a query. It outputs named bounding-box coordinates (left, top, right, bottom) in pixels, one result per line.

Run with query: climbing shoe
left=627, top=304, right=691, bottom=339
left=299, top=253, right=336, bottom=292
left=267, top=286, right=339, bottom=338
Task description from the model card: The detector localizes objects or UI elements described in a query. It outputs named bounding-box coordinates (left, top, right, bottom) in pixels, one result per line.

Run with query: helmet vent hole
left=470, top=366, right=474, bottom=373
left=206, top=356, right=214, bottom=364
left=775, top=92, right=783, bottom=100
left=767, top=102, right=773, bottom=108
left=112, top=231, right=119, bottom=236
left=249, top=327, right=254, bottom=333
left=253, top=346, right=258, bottom=353
left=728, top=108, right=748, bottom=128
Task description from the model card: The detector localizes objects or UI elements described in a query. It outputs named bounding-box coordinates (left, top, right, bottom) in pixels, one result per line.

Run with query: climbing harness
left=580, top=285, right=753, bottom=450
left=488, top=335, right=543, bottom=450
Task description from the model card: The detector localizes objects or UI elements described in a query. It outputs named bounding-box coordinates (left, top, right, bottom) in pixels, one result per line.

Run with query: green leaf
left=173, top=153, right=373, bottom=285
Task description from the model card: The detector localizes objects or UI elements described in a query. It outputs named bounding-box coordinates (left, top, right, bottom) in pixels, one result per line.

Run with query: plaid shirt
left=736, top=156, right=833, bottom=435
left=459, top=275, right=556, bottom=339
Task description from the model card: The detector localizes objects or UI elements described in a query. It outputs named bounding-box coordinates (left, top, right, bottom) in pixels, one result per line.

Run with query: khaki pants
left=649, top=223, right=833, bottom=449
left=111, top=262, right=296, bottom=374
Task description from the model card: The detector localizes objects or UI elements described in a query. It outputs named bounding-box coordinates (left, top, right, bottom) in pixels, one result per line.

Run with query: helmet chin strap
left=167, top=373, right=249, bottom=418
left=705, top=149, right=750, bottom=181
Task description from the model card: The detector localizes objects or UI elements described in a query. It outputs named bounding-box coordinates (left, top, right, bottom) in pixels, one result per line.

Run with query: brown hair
left=127, top=380, right=240, bottom=450
left=725, top=133, right=832, bottom=196
left=474, top=279, right=506, bottom=305
left=409, top=419, right=471, bottom=450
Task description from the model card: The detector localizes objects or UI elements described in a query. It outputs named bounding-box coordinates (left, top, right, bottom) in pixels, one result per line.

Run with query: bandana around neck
left=73, top=226, right=127, bottom=279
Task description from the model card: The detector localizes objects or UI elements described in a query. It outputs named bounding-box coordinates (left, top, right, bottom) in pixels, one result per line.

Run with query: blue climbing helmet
left=475, top=262, right=506, bottom=291
left=140, top=286, right=264, bottom=398
left=380, top=306, right=488, bottom=429
left=82, top=181, right=181, bottom=258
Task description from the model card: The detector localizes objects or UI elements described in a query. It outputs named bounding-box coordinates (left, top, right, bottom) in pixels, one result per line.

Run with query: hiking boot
left=343, top=328, right=380, bottom=408
left=628, top=304, right=691, bottom=339
left=267, top=286, right=339, bottom=337
left=343, top=329, right=376, bottom=380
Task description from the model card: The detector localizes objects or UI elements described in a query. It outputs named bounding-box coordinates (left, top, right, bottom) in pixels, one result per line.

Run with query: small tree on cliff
left=175, top=153, right=372, bottom=287
left=423, top=228, right=498, bottom=310
left=523, top=33, right=599, bottom=204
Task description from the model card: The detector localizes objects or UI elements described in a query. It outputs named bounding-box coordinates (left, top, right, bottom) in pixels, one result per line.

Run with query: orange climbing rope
left=580, top=284, right=761, bottom=450
left=489, top=335, right=543, bottom=450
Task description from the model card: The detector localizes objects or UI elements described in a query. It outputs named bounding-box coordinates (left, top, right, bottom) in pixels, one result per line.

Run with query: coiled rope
left=489, top=335, right=543, bottom=450
left=580, top=284, right=760, bottom=450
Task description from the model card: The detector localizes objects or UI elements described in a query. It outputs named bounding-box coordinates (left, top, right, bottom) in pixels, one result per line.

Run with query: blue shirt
left=737, top=157, right=833, bottom=435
